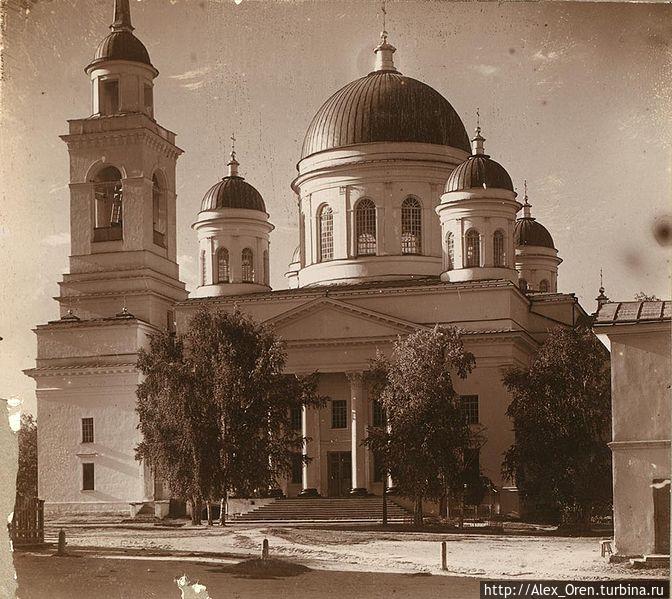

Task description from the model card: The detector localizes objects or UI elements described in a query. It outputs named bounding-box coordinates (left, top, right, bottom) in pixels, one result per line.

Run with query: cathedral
left=27, top=0, right=590, bottom=516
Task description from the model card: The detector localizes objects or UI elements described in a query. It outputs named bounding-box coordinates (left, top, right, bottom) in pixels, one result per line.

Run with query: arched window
left=355, top=199, right=377, bottom=256
left=93, top=166, right=123, bottom=242
left=200, top=250, right=206, bottom=286
left=519, top=278, right=528, bottom=293
left=401, top=197, right=422, bottom=255
left=263, top=250, right=270, bottom=286
left=539, top=279, right=550, bottom=293
left=445, top=231, right=455, bottom=270
left=216, top=248, right=229, bottom=283
left=152, top=174, right=167, bottom=247
left=318, top=205, right=334, bottom=262
left=241, top=248, right=254, bottom=283
left=493, top=230, right=505, bottom=267
left=465, top=229, right=481, bottom=267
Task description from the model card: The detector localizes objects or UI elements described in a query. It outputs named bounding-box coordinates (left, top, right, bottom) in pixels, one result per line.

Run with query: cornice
left=25, top=363, right=138, bottom=378
left=61, top=128, right=182, bottom=159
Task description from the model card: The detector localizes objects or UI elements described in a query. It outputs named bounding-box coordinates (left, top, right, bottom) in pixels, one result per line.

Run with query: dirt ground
left=41, top=522, right=669, bottom=580
left=14, top=553, right=479, bottom=599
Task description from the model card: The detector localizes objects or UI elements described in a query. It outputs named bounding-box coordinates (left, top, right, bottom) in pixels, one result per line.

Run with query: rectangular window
left=372, top=400, right=386, bottom=428
left=166, top=310, right=175, bottom=334
left=290, top=453, right=303, bottom=485
left=331, top=400, right=347, bottom=429
left=144, top=83, right=154, bottom=116
left=460, top=395, right=479, bottom=424
left=82, top=463, right=95, bottom=491
left=81, top=418, right=94, bottom=443
left=290, top=406, right=302, bottom=431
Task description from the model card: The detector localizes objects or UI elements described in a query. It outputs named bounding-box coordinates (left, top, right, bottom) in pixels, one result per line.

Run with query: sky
left=1, top=0, right=670, bottom=416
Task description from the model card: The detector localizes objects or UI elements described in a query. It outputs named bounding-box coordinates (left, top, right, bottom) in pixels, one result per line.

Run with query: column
left=347, top=371, right=369, bottom=495
left=299, top=405, right=320, bottom=497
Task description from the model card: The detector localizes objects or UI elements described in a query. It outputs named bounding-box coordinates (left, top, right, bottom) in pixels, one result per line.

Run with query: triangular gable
left=263, top=297, right=426, bottom=342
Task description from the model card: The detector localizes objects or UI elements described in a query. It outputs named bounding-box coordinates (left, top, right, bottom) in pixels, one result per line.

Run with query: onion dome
left=87, top=0, right=153, bottom=70
left=514, top=189, right=555, bottom=249
left=445, top=126, right=514, bottom=192
left=200, top=151, right=266, bottom=212
left=301, top=32, right=470, bottom=159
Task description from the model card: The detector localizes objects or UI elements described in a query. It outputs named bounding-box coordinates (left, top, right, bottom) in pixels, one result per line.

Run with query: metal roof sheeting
left=595, top=300, right=672, bottom=325
left=90, top=30, right=152, bottom=68
left=514, top=218, right=556, bottom=249
left=200, top=176, right=266, bottom=212
left=301, top=71, right=470, bottom=159
left=444, top=154, right=514, bottom=193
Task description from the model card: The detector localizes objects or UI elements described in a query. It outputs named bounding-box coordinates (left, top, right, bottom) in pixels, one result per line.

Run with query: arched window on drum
left=465, top=229, right=481, bottom=268
left=401, top=197, right=422, bottom=255
left=241, top=248, right=254, bottom=283
left=539, top=279, right=550, bottom=293
left=355, top=199, right=377, bottom=256
left=318, top=205, right=334, bottom=262
left=445, top=231, right=455, bottom=270
left=493, top=230, right=506, bottom=267
left=216, top=248, right=230, bottom=283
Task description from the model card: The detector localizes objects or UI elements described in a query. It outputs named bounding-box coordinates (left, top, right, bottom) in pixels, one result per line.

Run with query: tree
left=502, top=326, right=611, bottom=527
left=136, top=308, right=322, bottom=525
left=364, top=326, right=480, bottom=526
left=634, top=292, right=660, bottom=301
left=16, top=414, right=37, bottom=500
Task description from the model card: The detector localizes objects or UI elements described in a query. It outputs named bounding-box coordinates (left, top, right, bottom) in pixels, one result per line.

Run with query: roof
left=200, top=176, right=266, bottom=212
left=445, top=154, right=514, bottom=193
left=594, top=300, right=672, bottom=325
left=514, top=217, right=555, bottom=249
left=301, top=71, right=470, bottom=159
left=88, top=30, right=153, bottom=69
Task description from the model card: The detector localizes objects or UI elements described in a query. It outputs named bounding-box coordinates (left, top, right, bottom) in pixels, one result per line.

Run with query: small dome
left=445, top=154, right=514, bottom=193
left=514, top=217, right=555, bottom=249
left=200, top=176, right=266, bottom=212
left=89, top=30, right=153, bottom=69
left=302, top=71, right=470, bottom=159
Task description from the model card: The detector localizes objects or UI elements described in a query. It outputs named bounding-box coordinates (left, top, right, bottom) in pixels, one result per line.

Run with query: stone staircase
left=233, top=496, right=412, bottom=523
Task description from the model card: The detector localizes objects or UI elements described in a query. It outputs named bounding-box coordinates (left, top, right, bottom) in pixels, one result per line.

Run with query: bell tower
left=26, top=0, right=185, bottom=516
left=59, top=0, right=186, bottom=326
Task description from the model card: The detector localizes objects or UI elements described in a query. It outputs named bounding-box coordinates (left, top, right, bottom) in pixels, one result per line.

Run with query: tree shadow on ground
left=206, top=557, right=311, bottom=579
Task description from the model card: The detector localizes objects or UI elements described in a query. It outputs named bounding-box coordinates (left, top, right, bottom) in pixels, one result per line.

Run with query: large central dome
left=301, top=39, right=470, bottom=159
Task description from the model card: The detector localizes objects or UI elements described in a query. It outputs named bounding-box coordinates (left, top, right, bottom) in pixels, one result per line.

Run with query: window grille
left=263, top=250, right=270, bottom=285
left=355, top=199, right=377, bottom=256
left=401, top=197, right=422, bottom=254
left=460, top=395, right=479, bottom=424
left=445, top=231, right=455, bottom=270
left=217, top=248, right=229, bottom=283
left=200, top=250, right=206, bottom=286
left=493, top=230, right=505, bottom=267
left=81, top=418, right=94, bottom=443
left=539, top=279, right=550, bottom=293
left=465, top=229, right=480, bottom=267
left=241, top=248, right=254, bottom=283
left=319, top=206, right=334, bottom=262
left=331, top=400, right=347, bottom=429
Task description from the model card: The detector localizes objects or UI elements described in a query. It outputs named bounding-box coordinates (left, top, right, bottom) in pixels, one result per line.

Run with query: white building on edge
left=27, top=0, right=591, bottom=516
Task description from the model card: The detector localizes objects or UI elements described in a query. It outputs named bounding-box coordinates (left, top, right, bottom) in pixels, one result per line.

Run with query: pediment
left=264, top=297, right=424, bottom=343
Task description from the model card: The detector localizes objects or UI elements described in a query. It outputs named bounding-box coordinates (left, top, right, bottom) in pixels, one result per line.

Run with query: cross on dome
left=471, top=109, right=486, bottom=155
left=522, top=180, right=532, bottom=218
left=373, top=1, right=397, bottom=72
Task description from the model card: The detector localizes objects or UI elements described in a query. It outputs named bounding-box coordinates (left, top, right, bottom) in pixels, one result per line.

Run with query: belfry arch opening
left=93, top=166, right=123, bottom=242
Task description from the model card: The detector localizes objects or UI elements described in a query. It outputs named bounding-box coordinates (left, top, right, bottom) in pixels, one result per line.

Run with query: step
left=630, top=555, right=670, bottom=569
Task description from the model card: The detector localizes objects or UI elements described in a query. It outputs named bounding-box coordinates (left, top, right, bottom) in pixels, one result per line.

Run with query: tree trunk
left=206, top=501, right=213, bottom=526
left=191, top=497, right=202, bottom=526
left=413, top=495, right=423, bottom=527
left=219, top=492, right=227, bottom=527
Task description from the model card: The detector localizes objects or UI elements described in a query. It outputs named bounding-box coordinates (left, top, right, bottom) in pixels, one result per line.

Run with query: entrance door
left=327, top=452, right=352, bottom=497
left=653, top=479, right=670, bottom=554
